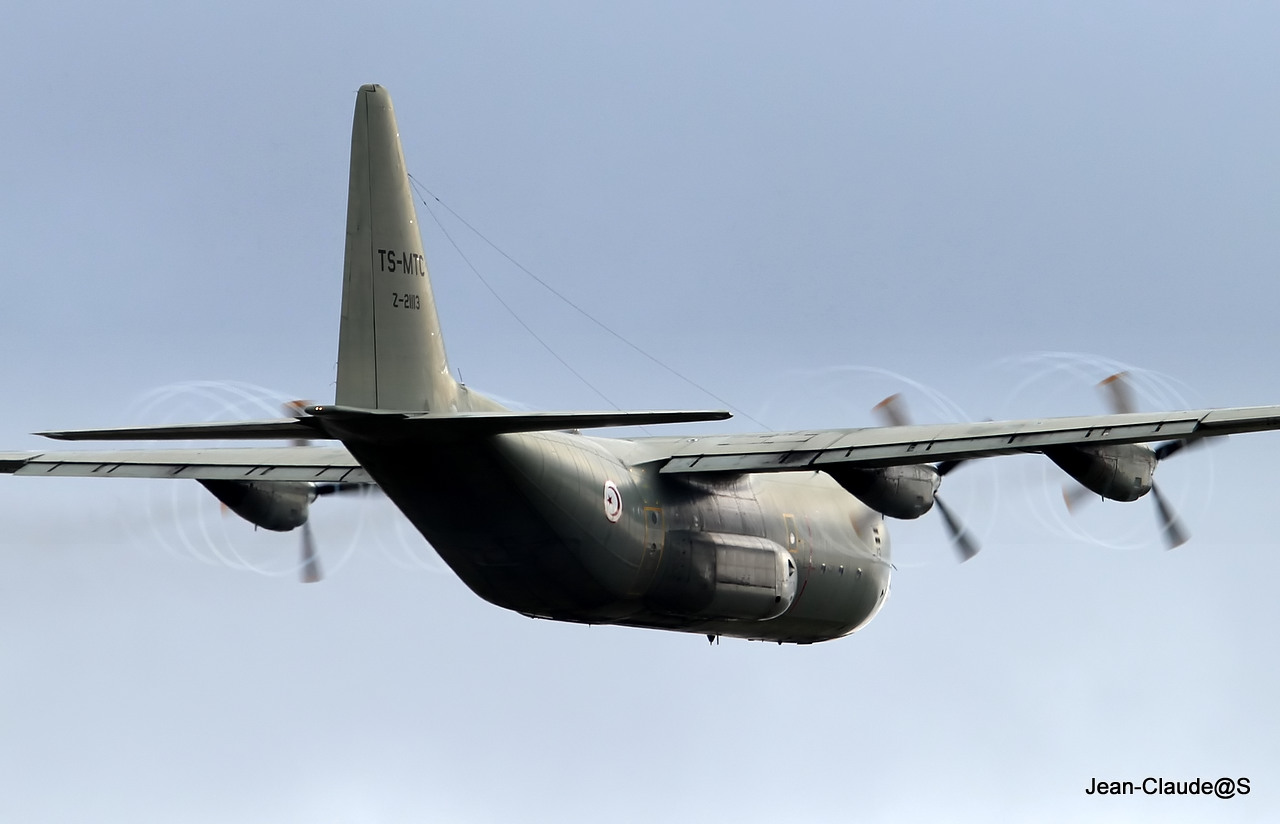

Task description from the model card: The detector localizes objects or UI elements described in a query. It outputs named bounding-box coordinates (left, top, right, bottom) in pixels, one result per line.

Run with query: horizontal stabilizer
left=306, top=405, right=731, bottom=440
left=38, top=407, right=732, bottom=442
left=40, top=419, right=319, bottom=441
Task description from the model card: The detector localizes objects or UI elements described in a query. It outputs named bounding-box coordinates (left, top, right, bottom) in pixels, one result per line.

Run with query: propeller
left=873, top=394, right=979, bottom=561
left=136, top=381, right=375, bottom=580
left=1064, top=373, right=1195, bottom=549
left=286, top=400, right=349, bottom=583
left=282, top=399, right=326, bottom=582
left=217, top=401, right=363, bottom=583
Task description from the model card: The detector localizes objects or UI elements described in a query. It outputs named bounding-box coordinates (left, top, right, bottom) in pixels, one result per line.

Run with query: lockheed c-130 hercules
left=5, top=84, right=1280, bottom=644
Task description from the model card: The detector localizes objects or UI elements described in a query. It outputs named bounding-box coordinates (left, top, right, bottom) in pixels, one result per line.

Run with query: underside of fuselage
left=343, top=429, right=893, bottom=644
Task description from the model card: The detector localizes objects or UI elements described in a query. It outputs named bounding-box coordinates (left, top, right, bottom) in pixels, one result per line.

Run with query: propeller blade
left=1098, top=372, right=1136, bottom=415
left=1149, top=483, right=1189, bottom=549
left=299, top=519, right=323, bottom=583
left=934, top=496, right=979, bottom=562
left=936, top=459, right=965, bottom=477
left=1154, top=437, right=1204, bottom=461
left=872, top=394, right=910, bottom=428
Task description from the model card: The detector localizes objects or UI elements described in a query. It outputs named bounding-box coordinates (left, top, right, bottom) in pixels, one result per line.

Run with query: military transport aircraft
left=5, top=84, right=1280, bottom=644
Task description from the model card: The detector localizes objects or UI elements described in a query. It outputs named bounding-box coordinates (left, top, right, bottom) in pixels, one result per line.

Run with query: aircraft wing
left=658, top=405, right=1280, bottom=474
left=0, top=446, right=371, bottom=483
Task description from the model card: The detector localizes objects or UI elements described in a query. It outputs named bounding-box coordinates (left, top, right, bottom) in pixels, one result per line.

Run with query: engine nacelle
left=823, top=464, right=940, bottom=519
left=197, top=480, right=313, bottom=531
left=1043, top=444, right=1156, bottom=502
left=646, top=532, right=798, bottom=621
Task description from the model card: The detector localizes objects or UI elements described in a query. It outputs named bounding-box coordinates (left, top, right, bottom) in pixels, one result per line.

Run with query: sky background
left=3, top=2, right=1280, bottom=822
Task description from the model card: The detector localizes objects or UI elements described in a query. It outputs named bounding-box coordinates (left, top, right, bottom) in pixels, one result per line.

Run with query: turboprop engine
left=1048, top=373, right=1194, bottom=548
left=197, top=479, right=314, bottom=531
left=1043, top=444, right=1156, bottom=503
left=824, top=464, right=940, bottom=520
left=194, top=478, right=369, bottom=582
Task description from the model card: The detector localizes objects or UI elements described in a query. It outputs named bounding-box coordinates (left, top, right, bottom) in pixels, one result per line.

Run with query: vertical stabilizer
left=336, top=84, right=457, bottom=412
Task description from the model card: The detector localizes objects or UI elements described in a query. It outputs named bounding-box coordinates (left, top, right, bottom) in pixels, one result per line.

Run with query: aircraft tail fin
left=335, top=84, right=459, bottom=413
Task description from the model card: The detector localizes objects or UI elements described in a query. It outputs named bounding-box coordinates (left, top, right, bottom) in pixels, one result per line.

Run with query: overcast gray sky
left=3, top=3, right=1280, bottom=822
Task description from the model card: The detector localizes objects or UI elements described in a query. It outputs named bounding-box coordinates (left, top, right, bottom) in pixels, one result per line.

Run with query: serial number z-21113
left=391, top=292, right=421, bottom=310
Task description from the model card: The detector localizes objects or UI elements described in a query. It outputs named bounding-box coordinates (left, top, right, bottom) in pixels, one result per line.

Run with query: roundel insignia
left=603, top=480, right=623, bottom=523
